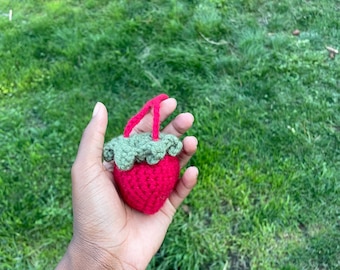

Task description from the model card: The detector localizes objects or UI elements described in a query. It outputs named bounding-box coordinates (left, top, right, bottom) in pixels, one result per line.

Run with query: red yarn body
left=113, top=155, right=180, bottom=214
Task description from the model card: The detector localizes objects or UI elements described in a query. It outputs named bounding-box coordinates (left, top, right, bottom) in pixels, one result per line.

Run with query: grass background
left=0, top=0, right=339, bottom=269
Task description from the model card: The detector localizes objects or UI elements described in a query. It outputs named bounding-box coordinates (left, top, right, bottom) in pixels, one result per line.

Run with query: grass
left=0, top=0, right=339, bottom=269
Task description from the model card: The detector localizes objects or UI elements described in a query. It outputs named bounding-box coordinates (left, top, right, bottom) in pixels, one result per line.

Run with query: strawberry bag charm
left=103, top=94, right=182, bottom=214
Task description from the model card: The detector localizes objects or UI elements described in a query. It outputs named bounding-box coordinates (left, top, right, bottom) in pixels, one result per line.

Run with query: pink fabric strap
left=123, top=94, right=169, bottom=141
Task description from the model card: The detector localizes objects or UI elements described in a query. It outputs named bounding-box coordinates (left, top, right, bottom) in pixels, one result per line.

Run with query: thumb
left=74, top=102, right=108, bottom=168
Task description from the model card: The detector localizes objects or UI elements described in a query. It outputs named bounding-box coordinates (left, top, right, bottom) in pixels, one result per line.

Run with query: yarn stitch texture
left=103, top=94, right=182, bottom=214
left=113, top=155, right=180, bottom=214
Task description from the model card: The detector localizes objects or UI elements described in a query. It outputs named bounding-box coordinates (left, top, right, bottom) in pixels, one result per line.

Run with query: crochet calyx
left=103, top=132, right=182, bottom=171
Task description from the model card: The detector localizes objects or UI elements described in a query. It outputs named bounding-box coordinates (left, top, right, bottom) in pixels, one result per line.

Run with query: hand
left=56, top=98, right=198, bottom=270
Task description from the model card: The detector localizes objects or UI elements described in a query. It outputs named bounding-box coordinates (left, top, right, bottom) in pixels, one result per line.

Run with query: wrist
left=56, top=238, right=136, bottom=270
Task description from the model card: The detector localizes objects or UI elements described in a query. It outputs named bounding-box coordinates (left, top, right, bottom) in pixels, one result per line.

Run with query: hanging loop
left=123, top=94, right=169, bottom=141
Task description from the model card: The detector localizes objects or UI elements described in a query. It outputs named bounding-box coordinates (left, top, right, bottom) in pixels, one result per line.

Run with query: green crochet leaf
left=103, top=133, right=182, bottom=171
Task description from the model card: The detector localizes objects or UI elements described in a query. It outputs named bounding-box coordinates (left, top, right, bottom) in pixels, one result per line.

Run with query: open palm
left=57, top=98, right=198, bottom=270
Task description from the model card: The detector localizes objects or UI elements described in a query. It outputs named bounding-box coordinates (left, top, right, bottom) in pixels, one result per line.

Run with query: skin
left=56, top=98, right=198, bottom=270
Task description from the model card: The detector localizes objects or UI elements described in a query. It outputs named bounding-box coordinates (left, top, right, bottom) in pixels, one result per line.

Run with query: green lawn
left=0, top=0, right=339, bottom=269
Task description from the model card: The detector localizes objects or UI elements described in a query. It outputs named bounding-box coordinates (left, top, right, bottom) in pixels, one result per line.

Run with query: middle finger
left=162, top=113, right=194, bottom=137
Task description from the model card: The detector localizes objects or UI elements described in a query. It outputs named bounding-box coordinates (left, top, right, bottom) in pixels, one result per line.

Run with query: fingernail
left=191, top=166, right=199, bottom=177
left=92, top=102, right=100, bottom=117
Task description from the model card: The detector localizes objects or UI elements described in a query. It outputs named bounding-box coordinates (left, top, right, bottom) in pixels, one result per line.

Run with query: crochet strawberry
left=103, top=94, right=182, bottom=214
